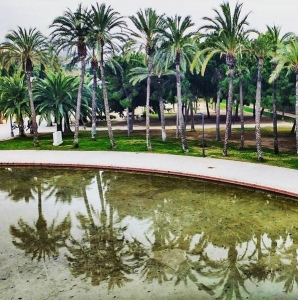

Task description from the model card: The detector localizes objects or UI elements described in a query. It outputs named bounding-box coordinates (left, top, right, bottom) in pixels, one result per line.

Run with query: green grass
left=1, top=127, right=297, bottom=170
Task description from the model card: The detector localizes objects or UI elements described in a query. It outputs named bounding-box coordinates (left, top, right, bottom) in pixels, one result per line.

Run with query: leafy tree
left=0, top=27, right=49, bottom=146
left=0, top=74, right=30, bottom=137
left=34, top=71, right=79, bottom=132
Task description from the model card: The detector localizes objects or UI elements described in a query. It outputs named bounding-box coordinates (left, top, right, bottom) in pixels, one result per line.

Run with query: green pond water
left=0, top=166, right=298, bottom=300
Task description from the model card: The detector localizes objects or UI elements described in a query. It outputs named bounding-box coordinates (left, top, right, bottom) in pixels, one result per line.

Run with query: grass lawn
left=1, top=120, right=297, bottom=170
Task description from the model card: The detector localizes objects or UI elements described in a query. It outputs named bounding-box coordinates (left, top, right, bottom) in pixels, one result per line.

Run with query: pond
left=0, top=167, right=298, bottom=300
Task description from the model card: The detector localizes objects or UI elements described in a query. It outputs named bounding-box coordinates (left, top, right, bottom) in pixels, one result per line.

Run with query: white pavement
left=1, top=118, right=297, bottom=198
left=0, top=150, right=298, bottom=198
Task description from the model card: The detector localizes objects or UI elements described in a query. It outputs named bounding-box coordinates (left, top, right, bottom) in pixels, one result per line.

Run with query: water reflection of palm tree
left=0, top=168, right=36, bottom=202
left=198, top=242, right=250, bottom=300
left=10, top=181, right=71, bottom=261
left=66, top=176, right=140, bottom=289
left=277, top=237, right=298, bottom=293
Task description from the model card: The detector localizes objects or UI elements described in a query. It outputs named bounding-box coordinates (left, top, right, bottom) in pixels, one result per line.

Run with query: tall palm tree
left=251, top=33, right=273, bottom=161
left=85, top=3, right=127, bottom=149
left=129, top=8, right=165, bottom=151
left=266, top=25, right=293, bottom=154
left=0, top=27, right=49, bottom=146
left=50, top=4, right=89, bottom=148
left=198, top=2, right=253, bottom=156
left=270, top=38, right=298, bottom=156
left=34, top=71, right=79, bottom=132
left=158, top=15, right=198, bottom=152
left=129, top=58, right=176, bottom=142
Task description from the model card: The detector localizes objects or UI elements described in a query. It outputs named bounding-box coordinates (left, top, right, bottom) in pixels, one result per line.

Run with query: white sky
left=0, top=0, right=297, bottom=41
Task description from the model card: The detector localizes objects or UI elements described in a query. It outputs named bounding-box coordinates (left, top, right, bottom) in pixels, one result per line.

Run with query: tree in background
left=0, top=27, right=49, bottom=146
left=50, top=4, right=89, bottom=148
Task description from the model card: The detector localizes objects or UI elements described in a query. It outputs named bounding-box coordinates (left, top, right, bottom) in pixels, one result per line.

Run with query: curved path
left=0, top=150, right=297, bottom=198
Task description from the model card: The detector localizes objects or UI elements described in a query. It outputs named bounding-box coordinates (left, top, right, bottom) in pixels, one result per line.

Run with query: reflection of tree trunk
left=96, top=172, right=107, bottom=224
left=82, top=186, right=95, bottom=226
left=36, top=183, right=47, bottom=240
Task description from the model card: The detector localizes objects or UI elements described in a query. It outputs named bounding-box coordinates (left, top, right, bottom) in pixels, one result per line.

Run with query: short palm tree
left=84, top=3, right=127, bottom=149
left=50, top=4, right=89, bottom=148
left=158, top=15, right=198, bottom=152
left=34, top=71, right=78, bottom=132
left=0, top=74, right=30, bottom=137
left=129, top=8, right=165, bottom=150
left=198, top=2, right=253, bottom=156
left=0, top=27, right=49, bottom=146
left=270, top=38, right=298, bottom=155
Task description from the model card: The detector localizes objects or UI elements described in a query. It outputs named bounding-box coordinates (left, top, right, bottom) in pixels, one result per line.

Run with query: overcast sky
left=0, top=0, right=297, bottom=41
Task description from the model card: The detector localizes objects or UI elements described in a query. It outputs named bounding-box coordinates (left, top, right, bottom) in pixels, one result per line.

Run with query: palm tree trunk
left=255, top=58, right=264, bottom=161
left=146, top=56, right=152, bottom=150
left=272, top=78, right=279, bottom=154
left=158, top=77, right=166, bottom=141
left=223, top=67, right=234, bottom=156
left=190, top=99, right=195, bottom=132
left=126, top=107, right=130, bottom=137
left=99, top=58, right=116, bottom=149
left=216, top=86, right=221, bottom=141
left=295, top=73, right=298, bottom=156
left=239, top=73, right=245, bottom=149
left=73, top=58, right=86, bottom=148
left=91, top=71, right=97, bottom=140
left=26, top=72, right=39, bottom=147
left=176, top=59, right=188, bottom=153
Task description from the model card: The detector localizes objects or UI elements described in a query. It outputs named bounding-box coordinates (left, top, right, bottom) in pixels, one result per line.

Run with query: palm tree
left=270, top=38, right=298, bottom=155
left=251, top=34, right=273, bottom=161
left=129, top=8, right=165, bottom=151
left=0, top=27, right=49, bottom=146
left=129, top=58, right=176, bottom=142
left=50, top=4, right=89, bottom=148
left=85, top=3, right=127, bottom=149
left=266, top=25, right=293, bottom=154
left=34, top=71, right=79, bottom=132
left=158, top=15, right=198, bottom=152
left=0, top=74, right=30, bottom=137
left=198, top=2, right=253, bottom=156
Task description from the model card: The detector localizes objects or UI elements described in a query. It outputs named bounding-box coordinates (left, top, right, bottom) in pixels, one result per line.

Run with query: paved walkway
left=0, top=150, right=298, bottom=198
left=1, top=118, right=297, bottom=198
